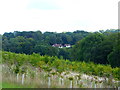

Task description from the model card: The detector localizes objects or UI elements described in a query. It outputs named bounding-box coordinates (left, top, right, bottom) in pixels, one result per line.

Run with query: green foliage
left=72, top=33, right=106, bottom=63
left=112, top=67, right=120, bottom=80
left=68, top=77, right=74, bottom=81
left=72, top=32, right=120, bottom=67
left=2, top=30, right=90, bottom=60
left=2, top=51, right=120, bottom=80
left=107, top=33, right=120, bottom=67
left=3, top=30, right=120, bottom=67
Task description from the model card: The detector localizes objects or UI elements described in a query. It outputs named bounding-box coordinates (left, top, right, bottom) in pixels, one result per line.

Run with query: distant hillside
left=2, top=30, right=90, bottom=59
left=2, top=29, right=120, bottom=62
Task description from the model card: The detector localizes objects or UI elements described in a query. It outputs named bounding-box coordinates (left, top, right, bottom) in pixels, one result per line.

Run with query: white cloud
left=0, top=0, right=119, bottom=34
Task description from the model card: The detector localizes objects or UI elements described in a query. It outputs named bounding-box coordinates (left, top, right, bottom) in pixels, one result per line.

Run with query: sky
left=0, top=0, right=119, bottom=34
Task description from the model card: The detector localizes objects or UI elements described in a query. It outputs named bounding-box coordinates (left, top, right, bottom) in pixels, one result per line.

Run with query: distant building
left=52, top=44, right=63, bottom=48
left=64, top=44, right=71, bottom=48
left=52, top=44, right=71, bottom=48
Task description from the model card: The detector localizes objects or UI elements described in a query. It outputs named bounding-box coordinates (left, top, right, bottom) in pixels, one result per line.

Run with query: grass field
left=2, top=82, right=32, bottom=88
left=2, top=82, right=24, bottom=88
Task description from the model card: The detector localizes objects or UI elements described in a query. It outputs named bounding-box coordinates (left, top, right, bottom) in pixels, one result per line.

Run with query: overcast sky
left=0, top=0, right=119, bottom=34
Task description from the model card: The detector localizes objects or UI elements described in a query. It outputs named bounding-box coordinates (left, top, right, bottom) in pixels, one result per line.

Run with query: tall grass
left=2, top=64, right=120, bottom=88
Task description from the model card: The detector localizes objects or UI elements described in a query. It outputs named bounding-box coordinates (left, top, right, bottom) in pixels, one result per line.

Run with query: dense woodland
left=2, top=30, right=90, bottom=60
left=1, top=29, right=120, bottom=67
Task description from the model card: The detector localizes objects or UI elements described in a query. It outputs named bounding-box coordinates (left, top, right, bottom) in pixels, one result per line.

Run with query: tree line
left=71, top=30, right=120, bottom=67
left=2, top=30, right=90, bottom=59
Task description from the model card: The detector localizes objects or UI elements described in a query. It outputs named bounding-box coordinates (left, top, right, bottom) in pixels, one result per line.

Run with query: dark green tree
left=107, top=33, right=120, bottom=67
